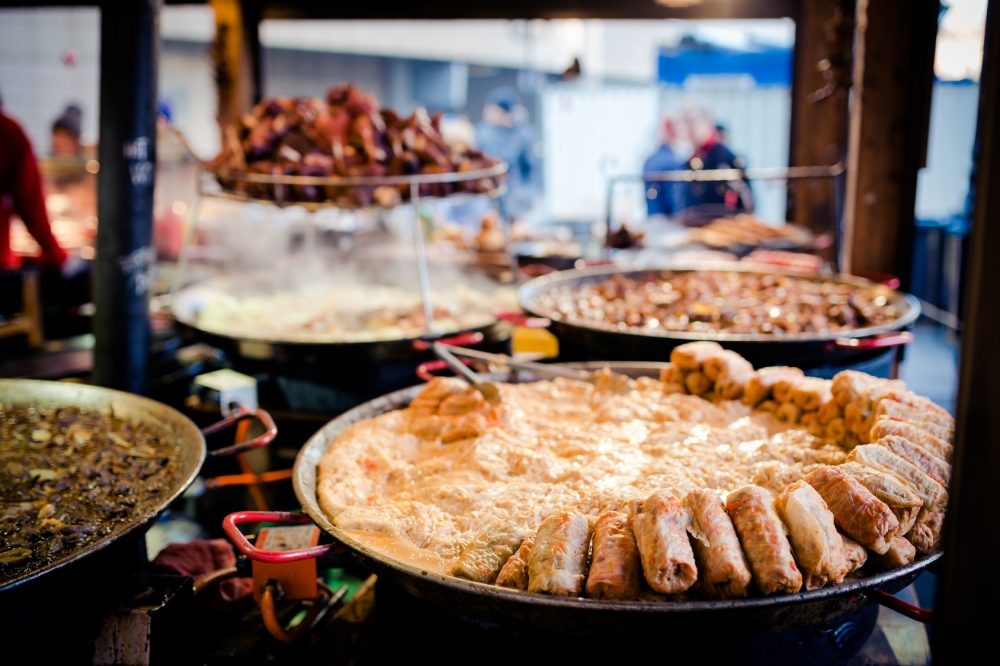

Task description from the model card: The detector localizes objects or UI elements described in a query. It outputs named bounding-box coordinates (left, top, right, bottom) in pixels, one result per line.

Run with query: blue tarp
left=658, top=44, right=793, bottom=87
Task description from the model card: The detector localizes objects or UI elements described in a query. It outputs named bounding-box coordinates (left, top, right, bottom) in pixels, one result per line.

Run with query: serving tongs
left=431, top=342, right=504, bottom=405
left=438, top=345, right=593, bottom=382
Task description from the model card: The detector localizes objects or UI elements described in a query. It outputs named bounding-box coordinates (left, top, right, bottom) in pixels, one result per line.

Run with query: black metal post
left=93, top=0, right=160, bottom=393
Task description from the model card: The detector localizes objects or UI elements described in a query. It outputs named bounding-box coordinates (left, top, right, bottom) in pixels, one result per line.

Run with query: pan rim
left=517, top=263, right=921, bottom=344
left=293, top=370, right=941, bottom=614
left=0, top=379, right=206, bottom=593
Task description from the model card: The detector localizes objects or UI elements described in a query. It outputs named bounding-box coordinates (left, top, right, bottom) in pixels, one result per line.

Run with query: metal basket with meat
left=207, top=85, right=506, bottom=208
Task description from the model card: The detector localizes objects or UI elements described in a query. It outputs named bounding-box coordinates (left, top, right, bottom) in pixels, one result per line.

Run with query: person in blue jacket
left=475, top=87, right=540, bottom=221
left=643, top=115, right=684, bottom=217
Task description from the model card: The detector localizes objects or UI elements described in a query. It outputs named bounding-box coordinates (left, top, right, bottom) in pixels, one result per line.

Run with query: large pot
left=224, top=363, right=938, bottom=643
left=518, top=265, right=921, bottom=369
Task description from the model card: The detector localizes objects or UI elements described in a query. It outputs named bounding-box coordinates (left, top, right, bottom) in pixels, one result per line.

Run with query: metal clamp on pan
left=223, top=511, right=348, bottom=563
left=202, top=406, right=278, bottom=458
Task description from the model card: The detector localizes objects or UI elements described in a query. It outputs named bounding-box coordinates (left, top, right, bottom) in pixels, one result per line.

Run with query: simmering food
left=0, top=405, right=179, bottom=584
left=529, top=270, right=901, bottom=335
left=316, top=342, right=949, bottom=600
left=192, top=284, right=506, bottom=343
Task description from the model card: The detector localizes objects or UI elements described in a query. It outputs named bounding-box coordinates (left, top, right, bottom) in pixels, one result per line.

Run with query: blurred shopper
left=475, top=87, right=540, bottom=221
left=643, top=115, right=684, bottom=217
left=51, top=105, right=84, bottom=157
left=683, top=109, right=753, bottom=215
left=0, top=96, right=69, bottom=272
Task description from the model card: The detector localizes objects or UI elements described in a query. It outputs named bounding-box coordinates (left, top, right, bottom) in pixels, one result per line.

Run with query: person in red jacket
left=0, top=101, right=68, bottom=271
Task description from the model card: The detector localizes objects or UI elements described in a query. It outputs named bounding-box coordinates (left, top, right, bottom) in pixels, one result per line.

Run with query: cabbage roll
left=773, top=377, right=804, bottom=405
left=868, top=387, right=951, bottom=420
left=804, top=466, right=898, bottom=554
left=774, top=481, right=850, bottom=590
left=867, top=535, right=916, bottom=572
left=631, top=491, right=698, bottom=594
left=527, top=510, right=593, bottom=596
left=715, top=363, right=756, bottom=400
left=874, top=398, right=955, bottom=433
left=659, top=363, right=686, bottom=393
left=840, top=534, right=868, bottom=573
left=818, top=398, right=843, bottom=425
left=685, top=371, right=712, bottom=396
left=726, top=485, right=802, bottom=595
left=791, top=378, right=834, bottom=413
left=825, top=418, right=848, bottom=444
left=876, top=434, right=951, bottom=485
left=686, top=489, right=752, bottom=599
left=869, top=419, right=953, bottom=462
left=670, top=341, right=724, bottom=371
left=907, top=510, right=944, bottom=555
left=743, top=366, right=804, bottom=407
left=776, top=402, right=802, bottom=424
left=846, top=445, right=948, bottom=515
left=832, top=370, right=880, bottom=407
left=585, top=511, right=641, bottom=600
left=496, top=534, right=534, bottom=590
left=452, top=520, right=526, bottom=584
left=838, top=461, right=923, bottom=535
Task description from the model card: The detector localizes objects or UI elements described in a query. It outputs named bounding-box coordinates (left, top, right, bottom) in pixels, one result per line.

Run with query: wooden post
left=841, top=0, right=939, bottom=287
left=934, top=1, right=1000, bottom=660
left=211, top=0, right=261, bottom=130
left=787, top=0, right=853, bottom=264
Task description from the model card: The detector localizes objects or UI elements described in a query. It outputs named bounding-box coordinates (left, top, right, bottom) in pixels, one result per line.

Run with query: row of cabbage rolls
left=449, top=344, right=953, bottom=600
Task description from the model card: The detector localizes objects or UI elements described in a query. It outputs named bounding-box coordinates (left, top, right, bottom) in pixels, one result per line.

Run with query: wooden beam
left=211, top=0, right=260, bottom=129
left=933, top=0, right=1000, bottom=660
left=841, top=0, right=939, bottom=286
left=787, top=0, right=854, bottom=265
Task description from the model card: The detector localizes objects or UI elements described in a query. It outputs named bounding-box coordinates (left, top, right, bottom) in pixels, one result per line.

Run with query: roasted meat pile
left=0, top=405, right=179, bottom=584
left=209, top=84, right=504, bottom=207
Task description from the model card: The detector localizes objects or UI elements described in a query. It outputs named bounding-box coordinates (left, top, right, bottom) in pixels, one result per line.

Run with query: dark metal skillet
left=517, top=264, right=921, bottom=369
left=0, top=379, right=276, bottom=594
left=224, top=363, right=939, bottom=638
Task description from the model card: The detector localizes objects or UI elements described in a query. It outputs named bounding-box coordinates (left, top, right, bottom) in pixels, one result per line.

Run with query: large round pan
left=518, top=265, right=921, bottom=369
left=225, top=363, right=939, bottom=638
left=171, top=282, right=512, bottom=409
left=0, top=379, right=275, bottom=594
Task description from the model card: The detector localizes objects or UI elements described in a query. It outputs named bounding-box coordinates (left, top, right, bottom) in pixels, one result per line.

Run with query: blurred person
left=475, top=86, right=540, bottom=221
left=51, top=105, right=84, bottom=157
left=715, top=123, right=729, bottom=146
left=643, top=115, right=685, bottom=217
left=682, top=109, right=753, bottom=214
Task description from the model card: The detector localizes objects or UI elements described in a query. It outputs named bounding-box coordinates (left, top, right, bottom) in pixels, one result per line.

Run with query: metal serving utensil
left=431, top=342, right=503, bottom=405
left=440, top=346, right=593, bottom=382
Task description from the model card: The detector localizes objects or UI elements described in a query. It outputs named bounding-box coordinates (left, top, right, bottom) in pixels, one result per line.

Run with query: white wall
left=541, top=83, right=661, bottom=222
left=0, top=7, right=101, bottom=152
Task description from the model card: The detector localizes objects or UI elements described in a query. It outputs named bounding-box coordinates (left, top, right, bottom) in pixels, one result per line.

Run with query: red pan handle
left=412, top=331, right=484, bottom=351
left=867, top=589, right=935, bottom=624
left=834, top=331, right=914, bottom=350
left=202, top=407, right=278, bottom=458
left=416, top=357, right=477, bottom=382
left=222, top=511, right=346, bottom=563
left=493, top=310, right=551, bottom=328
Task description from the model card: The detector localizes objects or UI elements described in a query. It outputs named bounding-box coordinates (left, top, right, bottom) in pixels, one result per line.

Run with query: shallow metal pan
left=225, top=363, right=939, bottom=636
left=0, top=379, right=275, bottom=594
left=518, top=264, right=921, bottom=369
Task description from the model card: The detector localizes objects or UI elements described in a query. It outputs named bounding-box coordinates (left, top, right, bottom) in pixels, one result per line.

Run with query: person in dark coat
left=683, top=111, right=753, bottom=213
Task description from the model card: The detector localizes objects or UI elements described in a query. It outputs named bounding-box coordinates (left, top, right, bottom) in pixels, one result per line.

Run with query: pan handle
left=866, top=590, right=935, bottom=624
left=416, top=358, right=478, bottom=382
left=412, top=331, right=484, bottom=351
left=202, top=407, right=278, bottom=458
left=493, top=310, right=551, bottom=328
left=222, top=511, right=346, bottom=562
left=834, top=331, right=914, bottom=350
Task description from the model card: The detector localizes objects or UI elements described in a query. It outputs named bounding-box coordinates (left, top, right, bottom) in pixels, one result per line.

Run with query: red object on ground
left=151, top=538, right=253, bottom=601
left=0, top=111, right=68, bottom=269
